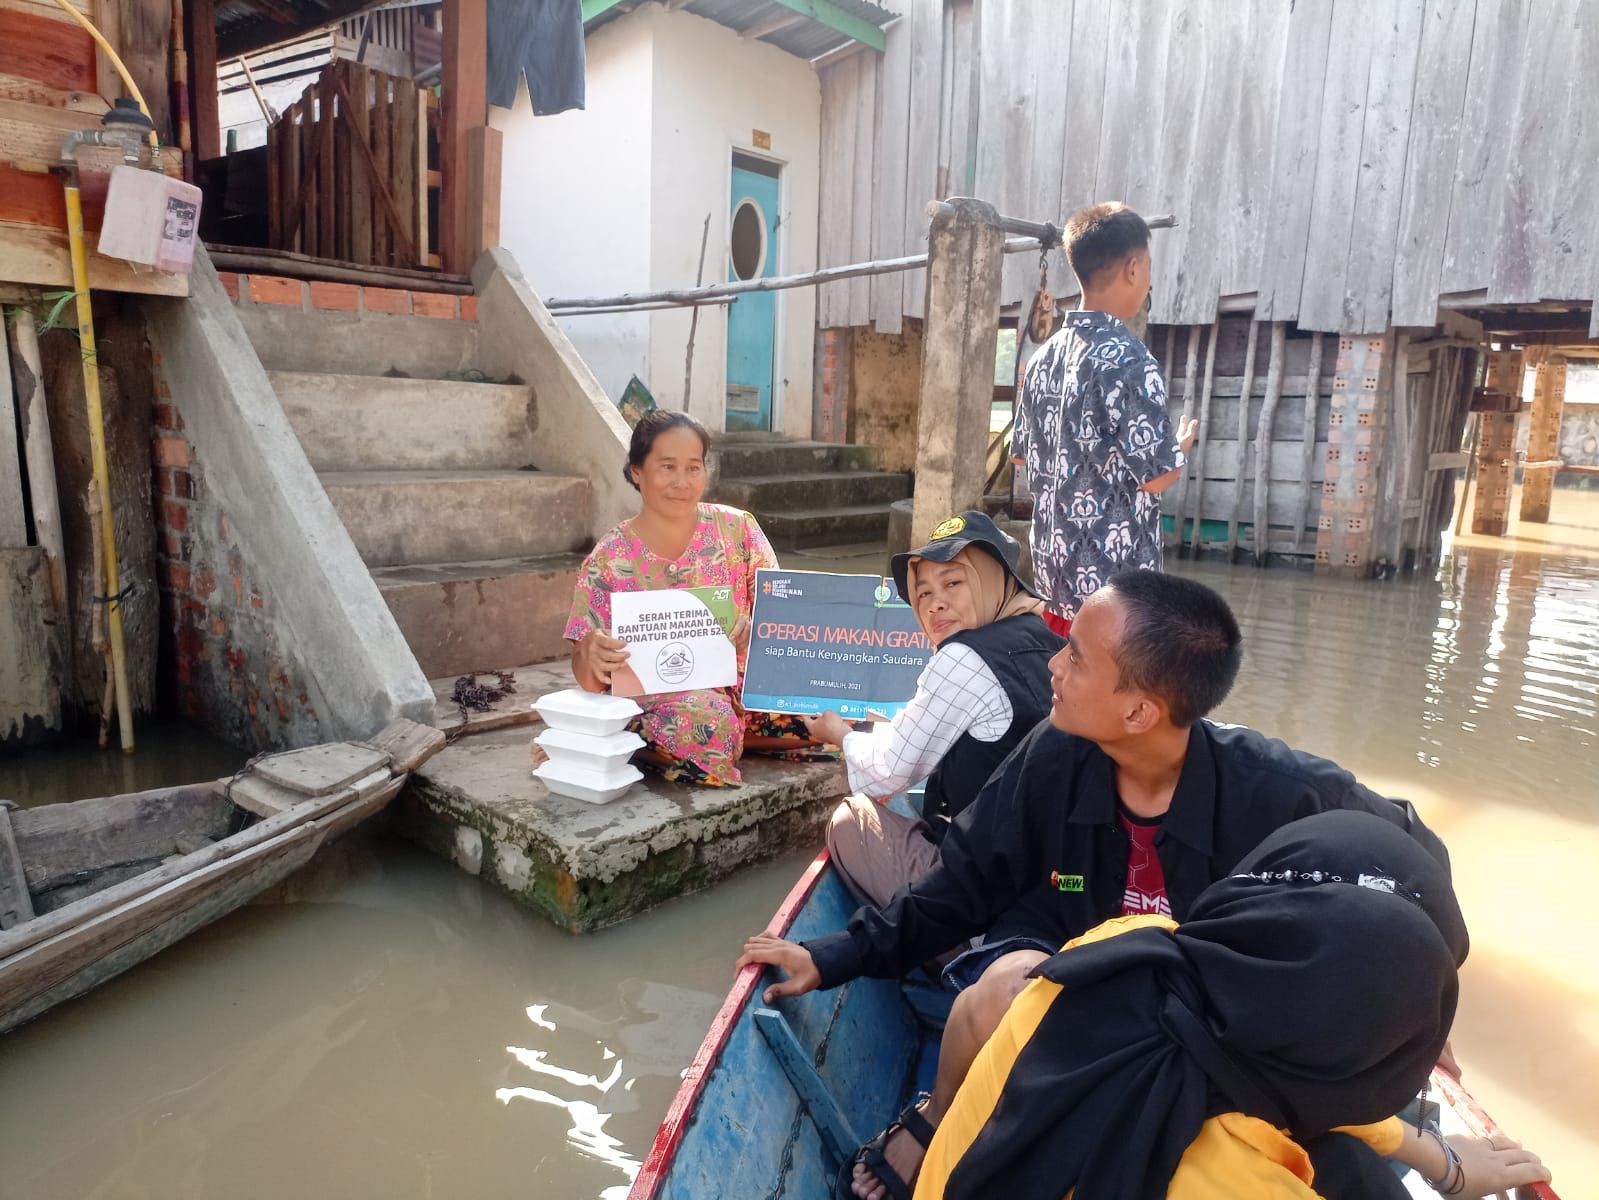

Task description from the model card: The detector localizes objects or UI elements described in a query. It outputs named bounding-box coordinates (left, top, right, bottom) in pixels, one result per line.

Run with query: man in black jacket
left=737, top=569, right=1450, bottom=1200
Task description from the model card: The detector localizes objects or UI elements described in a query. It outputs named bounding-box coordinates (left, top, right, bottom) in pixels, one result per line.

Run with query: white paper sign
left=610, top=587, right=739, bottom=696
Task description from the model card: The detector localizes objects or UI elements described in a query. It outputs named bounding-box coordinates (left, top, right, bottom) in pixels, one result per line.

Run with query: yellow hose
left=62, top=184, right=137, bottom=753
left=48, top=0, right=160, bottom=147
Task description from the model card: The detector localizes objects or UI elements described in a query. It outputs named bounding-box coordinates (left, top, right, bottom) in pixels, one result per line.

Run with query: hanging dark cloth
left=486, top=0, right=585, bottom=115
left=944, top=809, right=1466, bottom=1200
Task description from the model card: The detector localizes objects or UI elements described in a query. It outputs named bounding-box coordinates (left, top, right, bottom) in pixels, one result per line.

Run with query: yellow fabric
left=912, top=915, right=1404, bottom=1200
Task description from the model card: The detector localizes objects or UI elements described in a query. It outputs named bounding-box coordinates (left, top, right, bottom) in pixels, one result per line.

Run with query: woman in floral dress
left=561, top=410, right=824, bottom=787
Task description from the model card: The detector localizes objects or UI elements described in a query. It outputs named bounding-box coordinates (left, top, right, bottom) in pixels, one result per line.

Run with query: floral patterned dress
left=564, top=504, right=814, bottom=787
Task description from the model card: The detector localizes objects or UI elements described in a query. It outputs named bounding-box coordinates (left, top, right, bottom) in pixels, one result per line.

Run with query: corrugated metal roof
left=586, top=0, right=893, bottom=61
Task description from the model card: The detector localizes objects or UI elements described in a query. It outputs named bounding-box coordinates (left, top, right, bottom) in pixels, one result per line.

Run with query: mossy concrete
left=395, top=725, right=848, bottom=931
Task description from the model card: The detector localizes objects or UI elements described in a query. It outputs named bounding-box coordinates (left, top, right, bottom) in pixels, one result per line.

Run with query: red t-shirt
left=1118, top=806, right=1172, bottom=918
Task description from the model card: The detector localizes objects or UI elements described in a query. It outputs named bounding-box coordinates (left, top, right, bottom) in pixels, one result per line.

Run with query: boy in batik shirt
left=1012, top=203, right=1196, bottom=633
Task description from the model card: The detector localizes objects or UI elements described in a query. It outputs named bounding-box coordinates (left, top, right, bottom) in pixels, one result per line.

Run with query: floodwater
left=1, top=488, right=1596, bottom=1197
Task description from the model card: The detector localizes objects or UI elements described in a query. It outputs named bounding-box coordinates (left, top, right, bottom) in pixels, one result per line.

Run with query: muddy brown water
left=0, top=490, right=1595, bottom=1198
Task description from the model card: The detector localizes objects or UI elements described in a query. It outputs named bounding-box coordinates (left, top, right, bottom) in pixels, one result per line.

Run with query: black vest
left=922, top=613, right=1065, bottom=836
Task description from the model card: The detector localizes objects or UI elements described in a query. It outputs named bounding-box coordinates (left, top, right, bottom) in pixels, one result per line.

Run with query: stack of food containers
left=532, top=690, right=645, bottom=804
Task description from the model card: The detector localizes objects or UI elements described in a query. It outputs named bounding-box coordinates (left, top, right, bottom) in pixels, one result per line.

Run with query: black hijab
left=943, top=810, right=1464, bottom=1200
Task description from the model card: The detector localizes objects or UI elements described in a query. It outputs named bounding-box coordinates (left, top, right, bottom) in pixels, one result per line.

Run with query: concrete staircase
left=711, top=433, right=910, bottom=548
left=236, top=304, right=590, bottom=680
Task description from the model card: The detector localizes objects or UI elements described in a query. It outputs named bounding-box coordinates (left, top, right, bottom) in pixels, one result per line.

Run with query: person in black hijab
left=921, top=810, right=1467, bottom=1200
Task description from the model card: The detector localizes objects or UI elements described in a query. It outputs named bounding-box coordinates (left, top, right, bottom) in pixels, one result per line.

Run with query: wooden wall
left=818, top=0, right=1599, bottom=337
left=0, top=0, right=185, bottom=295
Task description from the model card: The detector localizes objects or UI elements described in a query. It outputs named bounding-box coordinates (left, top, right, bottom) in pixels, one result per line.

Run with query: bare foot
left=851, top=1098, right=936, bottom=1200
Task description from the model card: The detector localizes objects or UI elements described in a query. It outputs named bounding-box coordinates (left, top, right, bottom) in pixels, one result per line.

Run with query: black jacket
left=921, top=614, right=1064, bottom=834
left=805, top=719, right=1449, bottom=988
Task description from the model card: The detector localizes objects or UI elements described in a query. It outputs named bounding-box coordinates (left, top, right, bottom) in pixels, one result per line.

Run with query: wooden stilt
left=1179, top=321, right=1219, bottom=556
left=1294, top=332, right=1325, bottom=552
left=1227, top=319, right=1261, bottom=560
left=1250, top=322, right=1287, bottom=565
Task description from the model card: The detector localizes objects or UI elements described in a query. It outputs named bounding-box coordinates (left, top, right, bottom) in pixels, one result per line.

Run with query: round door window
left=730, top=199, right=766, bottom=281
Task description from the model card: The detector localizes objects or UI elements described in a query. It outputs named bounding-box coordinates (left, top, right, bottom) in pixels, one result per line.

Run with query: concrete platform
left=396, top=722, right=848, bottom=932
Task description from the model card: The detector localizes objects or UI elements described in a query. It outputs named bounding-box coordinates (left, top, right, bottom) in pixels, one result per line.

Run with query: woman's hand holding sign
left=729, top=613, right=751, bottom=656
left=573, top=627, right=630, bottom=692
left=801, top=710, right=853, bottom=747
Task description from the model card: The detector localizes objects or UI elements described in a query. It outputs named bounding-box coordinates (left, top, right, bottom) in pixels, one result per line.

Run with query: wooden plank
left=1184, top=480, right=1309, bottom=529
left=1057, top=0, right=1110, bottom=233
left=1176, top=321, right=1217, bottom=550
left=1341, top=0, right=1424, bottom=333
left=348, top=61, right=372, bottom=264
left=1439, top=0, right=1529, bottom=295
left=0, top=6, right=96, bottom=93
left=114, top=0, right=172, bottom=140
left=0, top=316, right=25, bottom=548
left=464, top=122, right=499, bottom=262
left=846, top=50, right=876, bottom=328
left=335, top=76, right=418, bottom=265
left=869, top=0, right=911, bottom=333
left=1490, top=0, right=1594, bottom=305
left=364, top=717, right=445, bottom=773
left=0, top=217, right=188, bottom=295
left=1295, top=331, right=1326, bottom=550
left=1120, top=2, right=1173, bottom=216
left=0, top=97, right=180, bottom=176
left=0, top=808, right=34, bottom=931
left=372, top=73, right=392, bottom=265
left=816, top=56, right=853, bottom=328
left=8, top=783, right=230, bottom=894
left=1254, top=0, right=1334, bottom=322
left=753, top=1008, right=860, bottom=1170
left=1219, top=0, right=1288, bottom=301
left=1227, top=318, right=1260, bottom=554
left=936, top=0, right=975, bottom=199
left=1184, top=438, right=1331, bottom=483
left=1390, top=0, right=1479, bottom=326
left=228, top=774, right=319, bottom=818
left=899, top=0, right=942, bottom=321
left=392, top=76, right=417, bottom=265
left=415, top=84, right=429, bottom=266
left=1294, top=0, right=1375, bottom=332
left=1250, top=322, right=1287, bottom=564
left=318, top=72, right=336, bottom=259
left=252, top=741, right=390, bottom=796
left=1019, top=0, right=1074, bottom=306
left=1147, top=0, right=1207, bottom=323
left=974, top=0, right=1029, bottom=305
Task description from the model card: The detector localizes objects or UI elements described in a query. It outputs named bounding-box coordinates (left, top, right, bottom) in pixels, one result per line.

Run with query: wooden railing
left=266, top=60, right=439, bottom=269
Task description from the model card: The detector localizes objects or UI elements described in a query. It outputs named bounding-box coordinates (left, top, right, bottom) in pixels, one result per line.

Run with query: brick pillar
left=815, top=327, right=849, bottom=444
left=1471, top=350, right=1523, bottom=536
left=1315, top=333, right=1393, bottom=576
left=1518, top=355, right=1567, bottom=524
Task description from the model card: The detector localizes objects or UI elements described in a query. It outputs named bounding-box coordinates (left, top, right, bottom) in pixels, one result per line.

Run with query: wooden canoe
left=0, top=718, right=444, bottom=1035
left=630, top=848, right=1560, bottom=1200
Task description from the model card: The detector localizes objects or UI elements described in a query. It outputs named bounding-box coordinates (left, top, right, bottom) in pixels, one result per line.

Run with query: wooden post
left=186, top=0, right=220, bottom=161
left=441, top=0, right=487, bottom=273
left=1250, top=322, right=1287, bottom=565
left=1518, top=355, right=1566, bottom=524
left=1226, top=319, right=1261, bottom=559
left=910, top=198, right=1005, bottom=546
left=1293, top=331, right=1325, bottom=552
left=1472, top=350, right=1523, bottom=536
left=1177, top=321, right=1218, bottom=556
left=8, top=311, right=66, bottom=608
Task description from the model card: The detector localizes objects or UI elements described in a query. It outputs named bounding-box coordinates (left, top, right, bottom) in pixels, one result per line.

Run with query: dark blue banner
left=741, top=570, right=935, bottom=719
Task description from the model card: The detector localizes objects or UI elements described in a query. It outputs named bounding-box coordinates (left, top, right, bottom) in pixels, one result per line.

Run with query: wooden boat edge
left=628, top=847, right=834, bottom=1200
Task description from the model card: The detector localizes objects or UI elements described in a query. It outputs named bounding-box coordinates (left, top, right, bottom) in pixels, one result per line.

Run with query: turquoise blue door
left=726, top=161, right=780, bottom=432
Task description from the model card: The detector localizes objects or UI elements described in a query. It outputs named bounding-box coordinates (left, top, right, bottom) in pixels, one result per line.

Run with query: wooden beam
left=464, top=123, right=500, bottom=261
left=766, top=0, right=886, bottom=52
left=187, top=0, right=221, bottom=161
left=742, top=11, right=808, bottom=40
left=441, top=0, right=486, bottom=273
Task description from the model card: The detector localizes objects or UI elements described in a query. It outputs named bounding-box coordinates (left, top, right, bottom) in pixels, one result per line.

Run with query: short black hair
left=624, top=409, right=712, bottom=491
left=1065, top=203, right=1151, bottom=288
left=1103, top=570, right=1241, bottom=726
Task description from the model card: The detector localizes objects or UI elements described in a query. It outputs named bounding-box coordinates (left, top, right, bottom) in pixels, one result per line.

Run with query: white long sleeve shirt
left=840, top=642, right=1013, bottom=800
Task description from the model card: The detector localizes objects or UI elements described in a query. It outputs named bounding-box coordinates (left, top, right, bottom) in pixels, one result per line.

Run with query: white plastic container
left=97, top=165, right=202, bottom=274
left=533, top=689, right=642, bottom=738
left=537, top=727, right=645, bottom=775
left=535, top=760, right=643, bottom=805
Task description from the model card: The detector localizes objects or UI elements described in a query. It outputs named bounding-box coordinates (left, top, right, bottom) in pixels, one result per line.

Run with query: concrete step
left=714, top=470, right=911, bottom=512
left=754, top=503, right=897, bottom=549
left=713, top=439, right=881, bottom=480
left=237, top=305, right=482, bottom=378
left=373, top=555, right=585, bottom=679
left=271, top=371, right=536, bottom=472
left=320, top=470, right=590, bottom=568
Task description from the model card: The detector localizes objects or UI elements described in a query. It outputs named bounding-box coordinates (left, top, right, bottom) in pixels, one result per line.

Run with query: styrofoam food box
left=533, top=689, right=642, bottom=737
left=535, top=760, right=643, bottom=805
left=537, top=727, right=645, bottom=774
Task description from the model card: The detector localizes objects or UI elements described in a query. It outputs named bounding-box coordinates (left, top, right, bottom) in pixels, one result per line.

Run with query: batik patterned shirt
left=1013, top=311, right=1185, bottom=615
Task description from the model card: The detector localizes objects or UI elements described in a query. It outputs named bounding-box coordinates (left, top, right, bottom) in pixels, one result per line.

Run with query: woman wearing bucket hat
left=802, top=510, right=1066, bottom=908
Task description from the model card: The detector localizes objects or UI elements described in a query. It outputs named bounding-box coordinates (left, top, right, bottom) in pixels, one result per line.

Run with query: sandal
left=836, top=1094, right=936, bottom=1200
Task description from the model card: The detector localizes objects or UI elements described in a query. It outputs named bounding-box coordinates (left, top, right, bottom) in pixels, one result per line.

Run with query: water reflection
left=0, top=496, right=1596, bottom=1194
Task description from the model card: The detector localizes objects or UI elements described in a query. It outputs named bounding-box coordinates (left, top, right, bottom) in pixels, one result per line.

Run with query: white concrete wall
left=646, top=7, right=821, bottom=436
left=491, top=18, right=655, bottom=405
